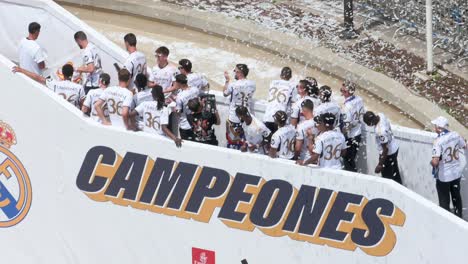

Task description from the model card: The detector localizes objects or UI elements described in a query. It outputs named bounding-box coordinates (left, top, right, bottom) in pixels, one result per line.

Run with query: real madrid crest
left=0, top=120, right=32, bottom=227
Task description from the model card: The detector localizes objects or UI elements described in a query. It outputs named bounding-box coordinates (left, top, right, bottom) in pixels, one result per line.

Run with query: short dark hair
left=363, top=111, right=376, bottom=126
left=134, top=73, right=147, bottom=90
left=118, top=69, right=131, bottom=82
left=188, top=98, right=202, bottom=112
left=235, top=106, right=249, bottom=117
left=301, top=99, right=314, bottom=112
left=320, top=113, right=335, bottom=128
left=28, top=22, right=41, bottom=34
left=155, top=46, right=169, bottom=56
left=175, top=74, right=187, bottom=85
left=236, top=64, right=249, bottom=77
left=306, top=77, right=319, bottom=96
left=178, top=59, right=192, bottom=72
left=280, top=67, right=292, bottom=80
left=124, top=33, right=137, bottom=46
left=62, top=64, right=74, bottom=78
left=320, top=85, right=332, bottom=102
left=99, top=73, right=111, bottom=86
left=74, top=31, right=87, bottom=41
left=273, top=110, right=288, bottom=126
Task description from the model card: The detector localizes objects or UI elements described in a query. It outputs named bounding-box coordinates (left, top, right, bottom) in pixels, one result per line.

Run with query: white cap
left=431, top=116, right=449, bottom=129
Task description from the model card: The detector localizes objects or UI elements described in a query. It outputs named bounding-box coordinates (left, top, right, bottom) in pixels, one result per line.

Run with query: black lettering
left=139, top=158, right=175, bottom=204
left=319, top=192, right=363, bottom=242
left=218, top=173, right=261, bottom=222
left=185, top=167, right=231, bottom=214
left=104, top=152, right=148, bottom=200
left=76, top=146, right=116, bottom=193
left=157, top=161, right=198, bottom=210
left=283, top=186, right=332, bottom=236
left=351, top=198, right=395, bottom=247
left=250, top=180, right=293, bottom=228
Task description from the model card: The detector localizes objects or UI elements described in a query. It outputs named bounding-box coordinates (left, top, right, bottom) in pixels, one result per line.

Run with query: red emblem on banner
left=192, top=247, right=215, bottom=264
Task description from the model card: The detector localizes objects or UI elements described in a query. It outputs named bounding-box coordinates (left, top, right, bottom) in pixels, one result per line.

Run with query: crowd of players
left=12, top=22, right=467, bottom=218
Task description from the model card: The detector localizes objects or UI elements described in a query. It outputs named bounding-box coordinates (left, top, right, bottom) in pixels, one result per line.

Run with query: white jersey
left=83, top=88, right=108, bottom=122
left=243, top=115, right=271, bottom=149
left=135, top=102, right=169, bottom=136
left=99, top=86, right=134, bottom=129
left=341, top=95, right=366, bottom=138
left=296, top=119, right=319, bottom=161
left=271, top=125, right=296, bottom=160
left=133, top=88, right=153, bottom=107
left=290, top=96, right=314, bottom=124
left=45, top=78, right=85, bottom=108
left=314, top=101, right=341, bottom=127
left=263, top=80, right=296, bottom=123
left=18, top=38, right=47, bottom=75
left=82, top=43, right=102, bottom=87
left=148, top=64, right=179, bottom=90
left=176, top=87, right=199, bottom=130
left=374, top=113, right=399, bottom=155
left=313, top=130, right=346, bottom=169
left=432, top=131, right=466, bottom=182
left=224, top=79, right=256, bottom=123
left=188, top=72, right=209, bottom=93
left=124, top=51, right=147, bottom=89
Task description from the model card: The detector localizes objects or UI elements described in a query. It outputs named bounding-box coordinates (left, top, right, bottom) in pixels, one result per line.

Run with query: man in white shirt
left=74, top=31, right=103, bottom=94
left=174, top=74, right=199, bottom=141
left=18, top=22, right=46, bottom=75
left=148, top=46, right=179, bottom=95
left=263, top=67, right=295, bottom=136
left=314, top=85, right=341, bottom=128
left=95, top=69, right=134, bottom=130
left=13, top=64, right=84, bottom=108
left=290, top=79, right=315, bottom=127
left=178, top=59, right=209, bottom=95
left=82, top=73, right=110, bottom=123
left=269, top=111, right=296, bottom=160
left=430, top=116, right=466, bottom=218
left=298, top=113, right=347, bottom=169
left=340, top=80, right=366, bottom=172
left=223, top=64, right=256, bottom=149
left=363, top=111, right=402, bottom=184
left=123, top=33, right=147, bottom=90
left=295, top=99, right=319, bottom=162
left=236, top=106, right=271, bottom=154
left=130, top=85, right=182, bottom=147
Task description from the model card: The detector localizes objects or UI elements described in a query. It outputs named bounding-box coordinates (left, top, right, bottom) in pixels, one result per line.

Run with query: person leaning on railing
left=430, top=116, right=466, bottom=218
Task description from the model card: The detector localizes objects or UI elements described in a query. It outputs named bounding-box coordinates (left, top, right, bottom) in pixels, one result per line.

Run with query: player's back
left=375, top=113, right=398, bottom=154
left=176, top=87, right=199, bottom=129
left=264, top=80, right=295, bottom=123
left=342, top=95, right=365, bottom=138
left=101, top=86, right=133, bottom=129
left=46, top=78, right=84, bottom=108
left=125, top=51, right=147, bottom=88
left=315, top=130, right=346, bottom=169
left=271, top=125, right=296, bottom=159
left=296, top=119, right=318, bottom=160
left=136, top=101, right=169, bottom=136
left=85, top=88, right=108, bottom=122
left=314, top=101, right=341, bottom=126
left=434, top=131, right=466, bottom=178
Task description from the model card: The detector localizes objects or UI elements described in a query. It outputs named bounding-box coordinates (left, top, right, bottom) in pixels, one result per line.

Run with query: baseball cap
left=431, top=116, right=449, bottom=129
left=273, top=110, right=288, bottom=123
